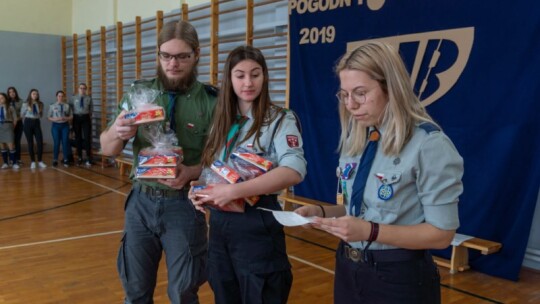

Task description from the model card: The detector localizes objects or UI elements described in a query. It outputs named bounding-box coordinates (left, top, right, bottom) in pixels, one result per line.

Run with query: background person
left=190, top=45, right=306, bottom=304
left=0, top=92, right=19, bottom=169
left=99, top=20, right=217, bottom=304
left=70, top=82, right=93, bottom=166
left=7, top=87, right=24, bottom=166
left=21, top=89, right=46, bottom=169
left=48, top=90, right=73, bottom=167
left=295, top=42, right=464, bottom=304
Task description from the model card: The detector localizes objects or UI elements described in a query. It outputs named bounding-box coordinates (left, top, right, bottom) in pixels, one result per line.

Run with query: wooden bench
left=278, top=191, right=502, bottom=274
left=433, top=235, right=502, bottom=274
left=115, top=155, right=133, bottom=176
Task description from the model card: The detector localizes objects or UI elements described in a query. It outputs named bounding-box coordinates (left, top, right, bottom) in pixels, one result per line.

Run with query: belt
left=138, top=183, right=188, bottom=199
left=343, top=243, right=426, bottom=264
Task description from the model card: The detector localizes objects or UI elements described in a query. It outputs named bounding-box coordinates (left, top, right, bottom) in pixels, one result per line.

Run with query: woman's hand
left=188, top=181, right=207, bottom=214
left=311, top=216, right=371, bottom=242
left=190, top=183, right=238, bottom=208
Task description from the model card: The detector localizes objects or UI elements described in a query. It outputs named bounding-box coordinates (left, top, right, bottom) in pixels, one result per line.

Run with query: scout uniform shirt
left=0, top=104, right=17, bottom=123
left=48, top=102, right=72, bottom=120
left=338, top=123, right=464, bottom=250
left=116, top=79, right=217, bottom=189
left=20, top=102, right=43, bottom=119
left=217, top=106, right=307, bottom=183
left=70, top=95, right=93, bottom=115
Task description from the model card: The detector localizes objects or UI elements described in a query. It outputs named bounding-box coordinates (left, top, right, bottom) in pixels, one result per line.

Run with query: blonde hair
left=335, top=41, right=438, bottom=156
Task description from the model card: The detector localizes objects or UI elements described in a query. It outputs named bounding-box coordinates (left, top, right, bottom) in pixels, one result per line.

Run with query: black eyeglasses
left=158, top=51, right=194, bottom=62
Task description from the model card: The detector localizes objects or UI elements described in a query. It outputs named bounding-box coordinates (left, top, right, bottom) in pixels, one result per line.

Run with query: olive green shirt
left=114, top=79, right=217, bottom=189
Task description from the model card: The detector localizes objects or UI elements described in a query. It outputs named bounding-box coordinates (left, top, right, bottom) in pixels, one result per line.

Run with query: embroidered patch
left=286, top=135, right=299, bottom=147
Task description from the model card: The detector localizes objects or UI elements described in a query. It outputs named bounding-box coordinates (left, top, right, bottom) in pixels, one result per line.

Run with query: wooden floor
left=1, top=154, right=539, bottom=304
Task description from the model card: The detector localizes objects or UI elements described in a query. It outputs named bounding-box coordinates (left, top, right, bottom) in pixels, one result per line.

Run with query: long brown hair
left=201, top=45, right=278, bottom=166
left=26, top=89, right=43, bottom=113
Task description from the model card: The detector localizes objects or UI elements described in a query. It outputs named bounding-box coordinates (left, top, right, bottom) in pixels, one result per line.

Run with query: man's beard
left=157, top=65, right=197, bottom=93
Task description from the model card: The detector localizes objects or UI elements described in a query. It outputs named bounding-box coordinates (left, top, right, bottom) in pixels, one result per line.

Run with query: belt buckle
left=154, top=189, right=163, bottom=197
left=346, top=246, right=364, bottom=263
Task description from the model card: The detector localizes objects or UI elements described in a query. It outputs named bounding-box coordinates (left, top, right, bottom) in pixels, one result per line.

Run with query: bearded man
left=100, top=20, right=217, bottom=304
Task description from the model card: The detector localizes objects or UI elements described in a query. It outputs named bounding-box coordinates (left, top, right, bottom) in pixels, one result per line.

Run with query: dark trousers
left=208, top=196, right=292, bottom=304
left=334, top=242, right=441, bottom=304
left=23, top=118, right=43, bottom=162
left=14, top=120, right=23, bottom=162
left=51, top=122, right=71, bottom=162
left=73, top=114, right=92, bottom=159
left=118, top=184, right=208, bottom=304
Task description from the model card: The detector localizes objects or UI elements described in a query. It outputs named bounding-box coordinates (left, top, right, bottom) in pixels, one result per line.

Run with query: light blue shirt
left=339, top=124, right=464, bottom=250
left=217, top=106, right=307, bottom=184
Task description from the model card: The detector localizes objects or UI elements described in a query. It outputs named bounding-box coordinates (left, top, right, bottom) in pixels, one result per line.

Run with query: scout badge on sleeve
left=286, top=135, right=299, bottom=147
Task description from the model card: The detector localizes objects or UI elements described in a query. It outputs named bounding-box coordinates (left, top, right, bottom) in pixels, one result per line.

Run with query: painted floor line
left=55, top=167, right=128, bottom=196
left=0, top=230, right=123, bottom=250
left=288, top=254, right=335, bottom=275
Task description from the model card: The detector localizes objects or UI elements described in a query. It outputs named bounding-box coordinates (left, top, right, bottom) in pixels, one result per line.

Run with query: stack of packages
left=194, top=147, right=273, bottom=212
left=121, top=85, right=184, bottom=179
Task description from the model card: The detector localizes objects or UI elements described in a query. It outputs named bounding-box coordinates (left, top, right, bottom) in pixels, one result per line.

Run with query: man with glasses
left=100, top=20, right=217, bottom=304
left=70, top=83, right=93, bottom=166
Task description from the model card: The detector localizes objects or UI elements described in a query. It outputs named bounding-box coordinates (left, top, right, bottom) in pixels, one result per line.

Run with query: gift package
left=122, top=84, right=165, bottom=125
left=194, top=148, right=274, bottom=212
left=135, top=124, right=183, bottom=180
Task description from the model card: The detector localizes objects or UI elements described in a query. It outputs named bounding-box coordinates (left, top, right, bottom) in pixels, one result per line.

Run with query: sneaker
left=85, top=160, right=92, bottom=167
left=1, top=163, right=9, bottom=169
left=12, top=163, right=20, bottom=170
left=30, top=162, right=37, bottom=169
left=17, top=160, right=24, bottom=165
left=63, top=162, right=69, bottom=168
left=38, top=161, right=47, bottom=168
left=52, top=161, right=58, bottom=167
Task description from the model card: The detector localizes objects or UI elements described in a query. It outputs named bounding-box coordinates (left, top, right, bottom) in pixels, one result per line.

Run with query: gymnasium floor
left=1, top=154, right=539, bottom=303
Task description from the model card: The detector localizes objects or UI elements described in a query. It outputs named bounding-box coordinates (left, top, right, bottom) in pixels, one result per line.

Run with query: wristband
left=368, top=222, right=379, bottom=242
left=318, top=205, right=326, bottom=218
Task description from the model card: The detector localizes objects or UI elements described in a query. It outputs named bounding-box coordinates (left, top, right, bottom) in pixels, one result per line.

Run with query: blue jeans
left=51, top=122, right=71, bottom=162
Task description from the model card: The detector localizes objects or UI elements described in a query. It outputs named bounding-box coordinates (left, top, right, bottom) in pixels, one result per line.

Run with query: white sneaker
left=30, top=162, right=37, bottom=169
left=1, top=163, right=8, bottom=169
left=38, top=161, right=47, bottom=168
left=12, top=164, right=20, bottom=169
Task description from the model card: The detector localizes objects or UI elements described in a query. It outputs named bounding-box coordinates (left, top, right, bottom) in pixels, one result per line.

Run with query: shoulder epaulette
left=419, top=122, right=441, bottom=134
left=204, top=84, right=219, bottom=97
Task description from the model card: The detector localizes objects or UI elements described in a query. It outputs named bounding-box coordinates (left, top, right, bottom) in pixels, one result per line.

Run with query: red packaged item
left=192, top=185, right=245, bottom=213
left=124, top=106, right=165, bottom=125
left=210, top=160, right=243, bottom=184
left=136, top=167, right=177, bottom=179
left=230, top=148, right=275, bottom=206
left=138, top=146, right=183, bottom=167
left=231, top=147, right=273, bottom=173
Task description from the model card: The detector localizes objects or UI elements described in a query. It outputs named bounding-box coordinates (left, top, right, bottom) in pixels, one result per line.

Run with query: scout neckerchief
left=167, top=92, right=177, bottom=132
left=0, top=106, right=5, bottom=122
left=32, top=103, right=39, bottom=116
left=222, top=114, right=248, bottom=161
left=349, top=128, right=380, bottom=217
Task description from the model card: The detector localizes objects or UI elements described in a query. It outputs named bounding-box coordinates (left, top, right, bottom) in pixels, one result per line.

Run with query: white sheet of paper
left=258, top=207, right=314, bottom=226
left=451, top=233, right=474, bottom=246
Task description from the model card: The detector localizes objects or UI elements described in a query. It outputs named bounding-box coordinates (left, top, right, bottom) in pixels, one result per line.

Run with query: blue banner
left=289, top=0, right=540, bottom=281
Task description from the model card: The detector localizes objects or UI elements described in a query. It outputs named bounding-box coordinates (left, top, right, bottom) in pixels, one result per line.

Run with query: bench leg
left=450, top=246, right=470, bottom=274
